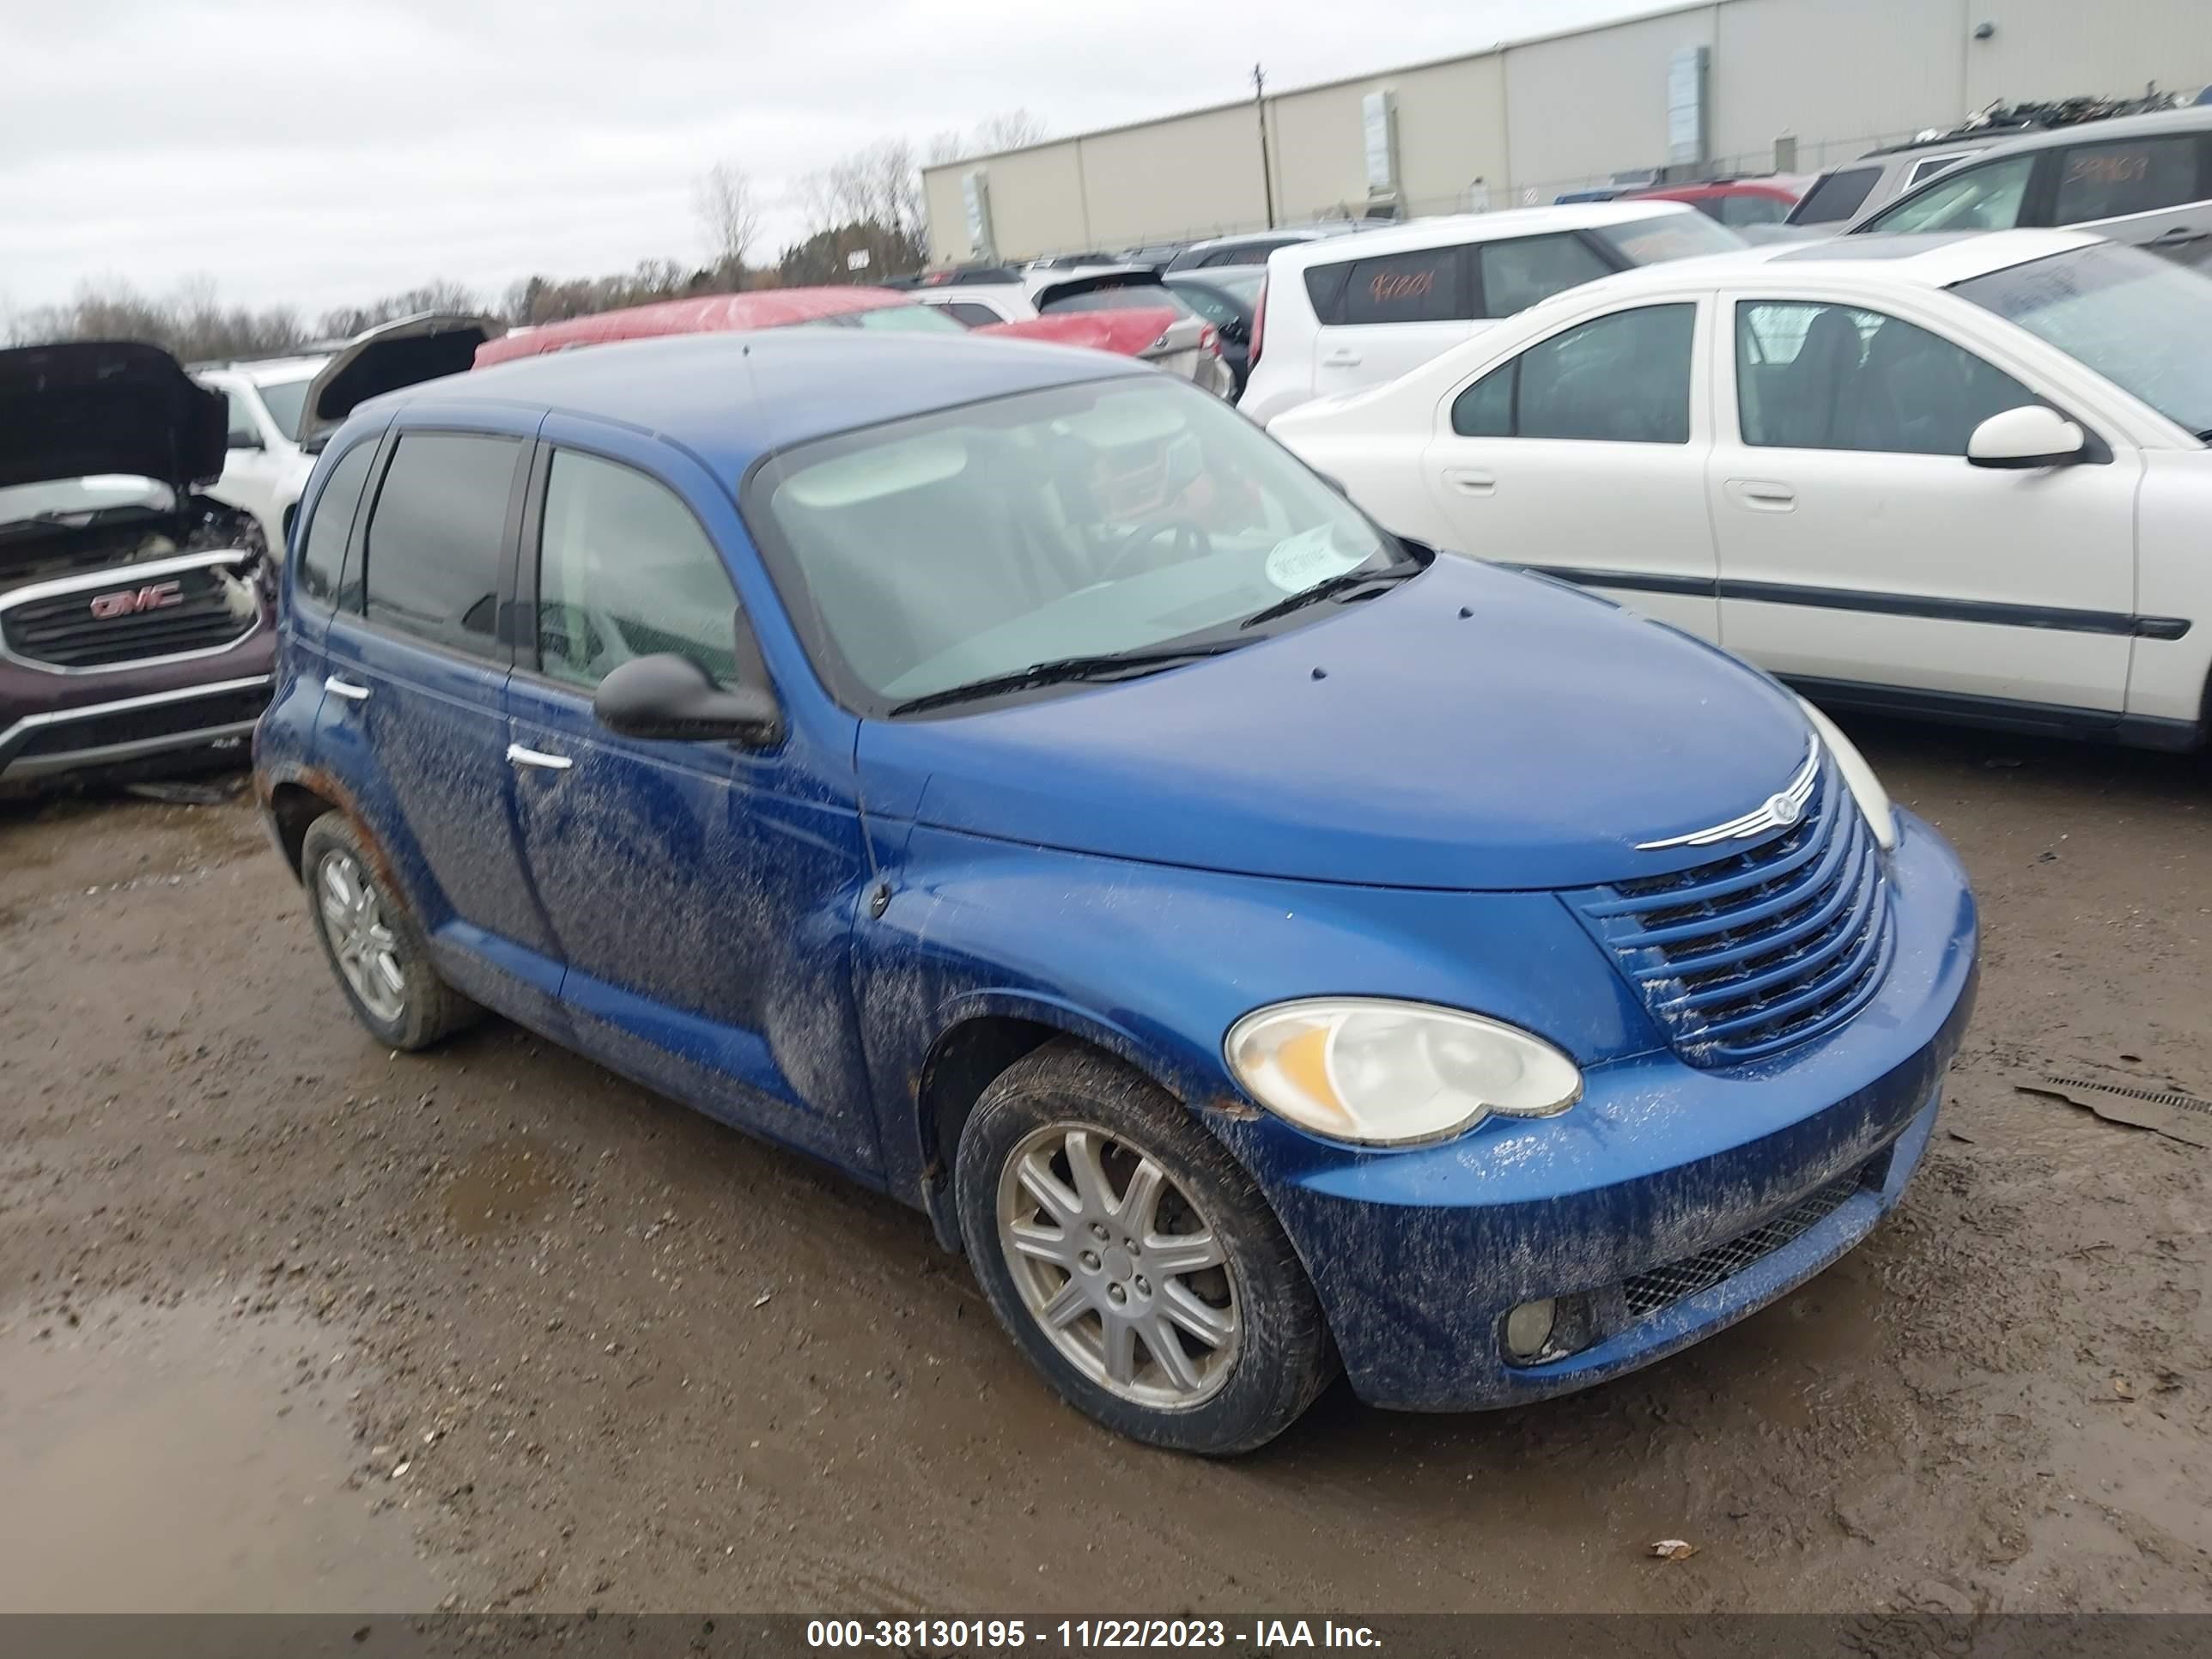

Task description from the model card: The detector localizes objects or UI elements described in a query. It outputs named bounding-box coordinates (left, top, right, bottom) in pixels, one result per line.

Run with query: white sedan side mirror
left=1966, top=405, right=2087, bottom=469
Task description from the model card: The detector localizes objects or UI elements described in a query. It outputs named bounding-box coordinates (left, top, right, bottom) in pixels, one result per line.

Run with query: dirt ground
left=1, top=714, right=2207, bottom=1616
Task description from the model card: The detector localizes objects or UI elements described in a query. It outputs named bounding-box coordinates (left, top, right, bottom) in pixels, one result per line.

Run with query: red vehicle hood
left=475, top=289, right=912, bottom=368
left=979, top=308, right=1184, bottom=358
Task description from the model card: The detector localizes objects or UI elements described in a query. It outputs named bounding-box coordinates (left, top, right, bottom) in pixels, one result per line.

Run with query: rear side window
left=536, top=451, right=738, bottom=690
left=1312, top=246, right=1470, bottom=326
left=1905, top=152, right=1977, bottom=188
left=1791, top=167, right=1881, bottom=224
left=2052, top=135, right=2203, bottom=223
left=1450, top=304, right=1695, bottom=443
left=360, top=433, right=520, bottom=658
left=1716, top=193, right=1790, bottom=228
left=943, top=302, right=1002, bottom=328
left=295, top=440, right=376, bottom=611
left=1478, top=234, right=1613, bottom=317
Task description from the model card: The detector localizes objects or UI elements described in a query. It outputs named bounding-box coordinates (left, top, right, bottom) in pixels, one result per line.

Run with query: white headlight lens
left=1797, top=698, right=1898, bottom=852
left=1224, top=999, right=1583, bottom=1146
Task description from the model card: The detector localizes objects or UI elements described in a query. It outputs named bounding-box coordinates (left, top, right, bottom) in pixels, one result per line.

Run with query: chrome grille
left=2, top=563, right=257, bottom=670
left=1574, top=757, right=1894, bottom=1066
left=1621, top=1170, right=1864, bottom=1319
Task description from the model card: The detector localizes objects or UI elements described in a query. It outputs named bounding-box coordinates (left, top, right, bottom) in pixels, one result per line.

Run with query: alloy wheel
left=995, top=1121, right=1240, bottom=1408
left=319, top=850, right=407, bottom=1024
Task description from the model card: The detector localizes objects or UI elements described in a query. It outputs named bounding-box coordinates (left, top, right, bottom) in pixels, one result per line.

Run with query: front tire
left=301, top=814, right=478, bottom=1051
left=955, top=1040, right=1335, bottom=1455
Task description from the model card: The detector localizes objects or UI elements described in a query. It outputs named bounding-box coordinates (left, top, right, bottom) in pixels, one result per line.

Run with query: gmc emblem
left=88, top=581, right=185, bottom=620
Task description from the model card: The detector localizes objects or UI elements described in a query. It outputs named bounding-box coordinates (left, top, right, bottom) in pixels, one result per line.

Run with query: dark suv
left=1, top=342, right=275, bottom=789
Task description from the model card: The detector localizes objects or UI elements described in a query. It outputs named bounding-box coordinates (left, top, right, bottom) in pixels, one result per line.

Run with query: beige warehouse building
left=921, top=0, right=2212, bottom=264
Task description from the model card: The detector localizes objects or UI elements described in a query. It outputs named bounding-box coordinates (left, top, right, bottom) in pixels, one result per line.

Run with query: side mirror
left=593, top=654, right=783, bottom=747
left=1967, top=405, right=2087, bottom=469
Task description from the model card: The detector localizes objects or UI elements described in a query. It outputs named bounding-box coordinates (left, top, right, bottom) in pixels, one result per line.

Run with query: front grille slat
left=1572, top=757, right=1895, bottom=1067
left=2, top=566, right=256, bottom=669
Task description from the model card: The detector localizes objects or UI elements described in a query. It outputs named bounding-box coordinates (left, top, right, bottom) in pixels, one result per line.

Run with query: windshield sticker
left=1263, top=526, right=1369, bottom=592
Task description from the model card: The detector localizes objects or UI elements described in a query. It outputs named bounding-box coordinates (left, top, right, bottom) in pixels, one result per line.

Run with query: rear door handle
left=324, top=675, right=370, bottom=702
left=506, top=743, right=573, bottom=772
left=2148, top=226, right=2209, bottom=246
left=1443, top=467, right=1496, bottom=496
left=1322, top=349, right=1363, bottom=368
left=1731, top=480, right=1797, bottom=512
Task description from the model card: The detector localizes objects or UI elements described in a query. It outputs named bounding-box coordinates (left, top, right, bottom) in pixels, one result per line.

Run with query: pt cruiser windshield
left=750, top=379, right=1417, bottom=713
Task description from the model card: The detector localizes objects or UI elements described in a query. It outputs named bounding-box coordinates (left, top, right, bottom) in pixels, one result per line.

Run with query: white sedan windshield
left=1954, top=243, right=2212, bottom=439
left=756, top=378, right=1401, bottom=708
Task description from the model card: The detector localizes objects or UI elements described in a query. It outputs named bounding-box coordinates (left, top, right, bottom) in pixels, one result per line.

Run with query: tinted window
left=257, top=378, right=313, bottom=442
left=1791, top=167, right=1881, bottom=224
left=843, top=306, right=965, bottom=332
left=1716, top=193, right=1791, bottom=227
left=1450, top=304, right=1694, bottom=442
left=1165, top=284, right=1244, bottom=326
left=1735, top=301, right=2037, bottom=455
left=2052, top=135, right=2203, bottom=222
left=943, top=302, right=1003, bottom=328
left=1331, top=246, right=1469, bottom=325
left=296, top=441, right=376, bottom=610
left=1865, top=154, right=2034, bottom=233
left=1478, top=234, right=1613, bottom=316
left=537, top=451, right=738, bottom=690
left=1905, top=152, right=1978, bottom=188
left=223, top=389, right=260, bottom=449
left=1039, top=286, right=1198, bottom=317
left=360, top=433, right=519, bottom=656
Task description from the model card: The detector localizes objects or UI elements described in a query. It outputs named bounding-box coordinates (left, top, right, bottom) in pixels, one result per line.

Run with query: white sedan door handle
left=1322, top=348, right=1363, bottom=368
left=324, top=675, right=371, bottom=702
left=1443, top=467, right=1496, bottom=496
left=1732, top=480, right=1797, bottom=512
left=506, top=743, right=573, bottom=772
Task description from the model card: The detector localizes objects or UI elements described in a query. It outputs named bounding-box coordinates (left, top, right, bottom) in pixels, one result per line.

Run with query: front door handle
left=1731, top=480, right=1797, bottom=512
left=506, top=743, right=573, bottom=772
left=2147, top=226, right=2208, bottom=246
left=1443, top=467, right=1497, bottom=496
left=1322, top=349, right=1363, bottom=368
left=324, top=675, right=370, bottom=702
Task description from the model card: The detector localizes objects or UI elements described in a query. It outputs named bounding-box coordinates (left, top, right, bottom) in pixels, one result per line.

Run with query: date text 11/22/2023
left=805, top=1619, right=1382, bottom=1650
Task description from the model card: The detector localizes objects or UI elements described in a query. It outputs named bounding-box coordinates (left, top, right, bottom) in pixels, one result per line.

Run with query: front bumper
left=0, top=637, right=275, bottom=785
left=1243, top=809, right=1978, bottom=1412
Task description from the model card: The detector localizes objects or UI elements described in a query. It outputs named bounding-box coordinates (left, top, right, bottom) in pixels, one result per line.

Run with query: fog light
left=1504, top=1298, right=1557, bottom=1361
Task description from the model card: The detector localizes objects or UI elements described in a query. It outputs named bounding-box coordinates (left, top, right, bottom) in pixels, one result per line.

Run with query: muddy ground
left=1, top=715, right=2207, bottom=1616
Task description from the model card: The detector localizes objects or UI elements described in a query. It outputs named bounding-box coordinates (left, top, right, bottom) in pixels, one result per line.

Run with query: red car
left=1632, top=179, right=1811, bottom=229
left=475, top=287, right=1233, bottom=395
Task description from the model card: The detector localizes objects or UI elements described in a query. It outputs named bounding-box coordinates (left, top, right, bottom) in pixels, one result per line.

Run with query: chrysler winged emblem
left=1637, top=740, right=1820, bottom=851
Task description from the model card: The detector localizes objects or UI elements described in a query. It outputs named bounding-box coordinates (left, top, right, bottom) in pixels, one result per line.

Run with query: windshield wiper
left=888, top=642, right=1249, bottom=717
left=1239, top=562, right=1419, bottom=629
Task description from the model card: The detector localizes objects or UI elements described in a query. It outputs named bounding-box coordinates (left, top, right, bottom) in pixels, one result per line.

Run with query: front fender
left=852, top=823, right=1659, bottom=1235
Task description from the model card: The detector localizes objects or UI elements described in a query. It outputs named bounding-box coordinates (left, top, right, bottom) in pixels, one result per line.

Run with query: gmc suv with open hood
left=1, top=341, right=276, bottom=789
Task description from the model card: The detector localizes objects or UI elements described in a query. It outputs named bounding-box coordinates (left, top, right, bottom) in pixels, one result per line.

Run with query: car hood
left=0, top=341, right=226, bottom=495
left=301, top=312, right=502, bottom=446
left=857, top=555, right=1820, bottom=891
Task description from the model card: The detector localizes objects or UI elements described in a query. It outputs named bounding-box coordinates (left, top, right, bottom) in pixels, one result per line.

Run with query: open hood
left=301, top=312, right=503, bottom=445
left=0, top=341, right=226, bottom=493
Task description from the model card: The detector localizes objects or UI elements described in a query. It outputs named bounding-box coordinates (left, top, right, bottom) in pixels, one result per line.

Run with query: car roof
left=195, top=354, right=329, bottom=383
left=1178, top=223, right=1365, bottom=252
left=1265, top=200, right=1702, bottom=272
left=1902, top=103, right=2212, bottom=165
left=1537, top=227, right=2104, bottom=299
left=349, top=329, right=1144, bottom=477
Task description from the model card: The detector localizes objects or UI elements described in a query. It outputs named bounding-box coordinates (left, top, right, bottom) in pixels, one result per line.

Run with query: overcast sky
left=4, top=0, right=1652, bottom=320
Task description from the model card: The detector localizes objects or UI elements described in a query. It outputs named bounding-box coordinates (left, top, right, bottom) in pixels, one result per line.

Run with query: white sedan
left=1270, top=229, right=2212, bottom=750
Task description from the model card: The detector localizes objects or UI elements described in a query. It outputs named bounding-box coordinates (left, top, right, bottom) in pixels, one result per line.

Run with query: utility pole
left=1253, top=63, right=1276, bottom=228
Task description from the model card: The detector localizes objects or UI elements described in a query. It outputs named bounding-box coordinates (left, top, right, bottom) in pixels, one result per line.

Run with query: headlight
left=1224, top=999, right=1583, bottom=1146
left=1796, top=698, right=1898, bottom=852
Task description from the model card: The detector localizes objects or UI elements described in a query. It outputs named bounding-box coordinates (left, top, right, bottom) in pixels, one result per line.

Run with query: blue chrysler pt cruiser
left=255, top=330, right=1978, bottom=1454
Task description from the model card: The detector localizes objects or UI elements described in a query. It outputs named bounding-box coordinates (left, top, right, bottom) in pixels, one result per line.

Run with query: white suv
left=1239, top=201, right=1745, bottom=425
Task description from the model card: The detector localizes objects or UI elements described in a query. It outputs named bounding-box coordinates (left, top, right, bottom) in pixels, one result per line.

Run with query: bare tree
left=317, top=280, right=481, bottom=340
left=969, top=109, right=1048, bottom=155
left=695, top=162, right=763, bottom=276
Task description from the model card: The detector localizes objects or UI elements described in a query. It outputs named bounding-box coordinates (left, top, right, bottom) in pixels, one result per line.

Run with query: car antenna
left=733, top=339, right=889, bottom=893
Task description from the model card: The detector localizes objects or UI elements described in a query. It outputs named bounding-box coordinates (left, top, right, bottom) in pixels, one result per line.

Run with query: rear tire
left=955, top=1039, right=1335, bottom=1455
left=301, top=814, right=479, bottom=1050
